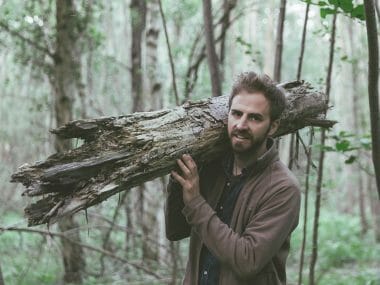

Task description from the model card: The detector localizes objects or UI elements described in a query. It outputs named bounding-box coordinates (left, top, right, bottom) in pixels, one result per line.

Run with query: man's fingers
left=182, top=154, right=197, bottom=172
left=171, top=171, right=185, bottom=186
left=177, top=158, right=191, bottom=176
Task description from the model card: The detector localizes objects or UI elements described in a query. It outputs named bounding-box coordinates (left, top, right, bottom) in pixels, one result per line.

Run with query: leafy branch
left=301, top=0, right=365, bottom=20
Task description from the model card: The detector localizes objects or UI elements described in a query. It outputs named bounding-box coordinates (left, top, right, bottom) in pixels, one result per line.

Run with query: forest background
left=0, top=0, right=379, bottom=284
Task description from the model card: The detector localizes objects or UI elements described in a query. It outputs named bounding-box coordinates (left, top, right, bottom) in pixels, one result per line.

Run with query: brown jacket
left=165, top=140, right=301, bottom=284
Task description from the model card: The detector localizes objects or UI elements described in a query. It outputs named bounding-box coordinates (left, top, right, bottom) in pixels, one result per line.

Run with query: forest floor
left=0, top=204, right=379, bottom=285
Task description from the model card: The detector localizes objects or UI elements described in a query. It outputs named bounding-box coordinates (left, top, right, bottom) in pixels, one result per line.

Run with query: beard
left=229, top=127, right=270, bottom=156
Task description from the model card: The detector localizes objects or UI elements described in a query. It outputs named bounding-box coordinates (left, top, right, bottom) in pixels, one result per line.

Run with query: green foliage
left=302, top=0, right=365, bottom=20
left=289, top=209, right=380, bottom=285
left=315, top=130, right=372, bottom=164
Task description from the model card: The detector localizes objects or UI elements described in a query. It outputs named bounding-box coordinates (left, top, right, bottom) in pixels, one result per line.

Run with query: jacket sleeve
left=164, top=176, right=191, bottom=241
left=181, top=183, right=301, bottom=278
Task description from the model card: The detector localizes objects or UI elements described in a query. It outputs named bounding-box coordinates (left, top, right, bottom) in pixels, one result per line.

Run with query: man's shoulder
left=257, top=159, right=301, bottom=195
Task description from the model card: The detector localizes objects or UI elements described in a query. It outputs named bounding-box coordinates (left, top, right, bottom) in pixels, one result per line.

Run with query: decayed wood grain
left=11, top=81, right=336, bottom=226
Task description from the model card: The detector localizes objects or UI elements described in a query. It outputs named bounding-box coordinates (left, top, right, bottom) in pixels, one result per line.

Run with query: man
left=165, top=71, right=301, bottom=285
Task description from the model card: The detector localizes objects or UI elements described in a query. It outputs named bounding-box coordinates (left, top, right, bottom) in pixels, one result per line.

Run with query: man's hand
left=171, top=154, right=201, bottom=204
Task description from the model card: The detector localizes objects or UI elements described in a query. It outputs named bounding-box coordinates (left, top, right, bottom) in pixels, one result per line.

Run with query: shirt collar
left=222, top=138, right=278, bottom=177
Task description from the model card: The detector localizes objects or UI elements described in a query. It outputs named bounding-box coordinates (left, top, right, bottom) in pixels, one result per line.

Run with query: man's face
left=227, top=91, right=278, bottom=154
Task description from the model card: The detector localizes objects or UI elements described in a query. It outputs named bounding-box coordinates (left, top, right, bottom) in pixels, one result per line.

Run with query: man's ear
left=268, top=120, right=279, bottom=136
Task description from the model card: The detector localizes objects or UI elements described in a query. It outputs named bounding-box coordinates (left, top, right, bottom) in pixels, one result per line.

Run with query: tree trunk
left=288, top=1, right=310, bottom=170
left=296, top=2, right=310, bottom=81
left=375, top=0, right=380, bottom=24
left=158, top=0, right=179, bottom=105
left=219, top=0, right=237, bottom=67
left=273, top=0, right=286, bottom=82
left=129, top=0, right=147, bottom=262
left=0, top=262, right=4, bottom=285
left=368, top=176, right=380, bottom=242
left=54, top=1, right=86, bottom=283
left=202, top=0, right=222, bottom=97
left=130, top=0, right=147, bottom=112
left=11, top=81, right=335, bottom=226
left=147, top=0, right=162, bottom=110
left=309, top=13, right=337, bottom=285
left=184, top=2, right=238, bottom=100
left=364, top=0, right=380, bottom=198
left=141, top=0, right=162, bottom=263
left=298, top=128, right=313, bottom=285
left=349, top=20, right=369, bottom=234
left=296, top=4, right=311, bottom=285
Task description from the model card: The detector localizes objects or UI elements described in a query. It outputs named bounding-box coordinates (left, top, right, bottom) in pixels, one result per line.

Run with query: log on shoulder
left=11, top=81, right=336, bottom=226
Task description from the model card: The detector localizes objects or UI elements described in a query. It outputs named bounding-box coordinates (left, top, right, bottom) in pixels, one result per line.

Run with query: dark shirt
left=198, top=156, right=252, bottom=285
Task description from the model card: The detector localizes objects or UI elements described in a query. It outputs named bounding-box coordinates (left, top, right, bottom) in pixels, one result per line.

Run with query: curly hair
left=228, top=71, right=286, bottom=121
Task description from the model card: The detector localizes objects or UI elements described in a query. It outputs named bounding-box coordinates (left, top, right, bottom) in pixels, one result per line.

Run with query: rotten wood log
left=11, top=81, right=336, bottom=226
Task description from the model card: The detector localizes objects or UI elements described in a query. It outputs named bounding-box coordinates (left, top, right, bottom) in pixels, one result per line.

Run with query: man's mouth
left=232, top=133, right=250, bottom=140
left=235, top=135, right=248, bottom=139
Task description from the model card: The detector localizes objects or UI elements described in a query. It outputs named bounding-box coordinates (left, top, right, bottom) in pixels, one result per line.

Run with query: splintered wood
left=11, top=81, right=335, bottom=226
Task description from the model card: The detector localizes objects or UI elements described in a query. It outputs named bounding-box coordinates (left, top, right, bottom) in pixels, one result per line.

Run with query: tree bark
left=309, top=13, right=337, bottom=285
left=184, top=2, right=238, bottom=100
left=158, top=0, right=179, bottom=105
left=296, top=2, right=310, bottom=81
left=298, top=128, right=313, bottom=285
left=54, top=1, right=86, bottom=283
left=364, top=0, right=380, bottom=198
left=289, top=1, right=310, bottom=170
left=349, top=20, right=368, bottom=234
left=11, top=81, right=335, bottom=226
left=375, top=0, right=380, bottom=24
left=273, top=0, right=286, bottom=82
left=142, top=0, right=162, bottom=263
left=0, top=262, right=4, bottom=285
left=130, top=0, right=147, bottom=112
left=219, top=0, right=237, bottom=66
left=202, top=0, right=222, bottom=97
left=129, top=0, right=147, bottom=263
left=147, top=0, right=162, bottom=110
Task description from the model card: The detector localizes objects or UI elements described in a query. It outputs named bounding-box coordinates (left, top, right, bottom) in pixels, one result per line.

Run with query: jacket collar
left=223, top=138, right=279, bottom=177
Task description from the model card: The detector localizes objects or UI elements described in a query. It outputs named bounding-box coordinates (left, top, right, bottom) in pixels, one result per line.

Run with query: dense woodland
left=0, top=0, right=379, bottom=284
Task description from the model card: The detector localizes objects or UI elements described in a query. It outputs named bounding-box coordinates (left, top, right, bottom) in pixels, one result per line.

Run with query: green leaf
left=321, top=145, right=336, bottom=152
left=318, top=1, right=328, bottom=6
left=360, top=137, right=372, bottom=150
left=338, top=0, right=354, bottom=13
left=338, top=130, right=355, bottom=138
left=320, top=7, right=336, bottom=18
left=328, top=0, right=338, bottom=6
left=351, top=4, right=365, bottom=20
left=341, top=55, right=348, bottom=61
left=335, top=140, right=350, bottom=152
left=345, top=155, right=356, bottom=164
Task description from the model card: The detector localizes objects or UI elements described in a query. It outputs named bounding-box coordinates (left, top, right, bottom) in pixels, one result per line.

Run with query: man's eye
left=248, top=115, right=261, bottom=121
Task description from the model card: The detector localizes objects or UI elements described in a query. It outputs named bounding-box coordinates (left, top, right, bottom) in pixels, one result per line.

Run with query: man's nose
left=236, top=116, right=248, bottom=129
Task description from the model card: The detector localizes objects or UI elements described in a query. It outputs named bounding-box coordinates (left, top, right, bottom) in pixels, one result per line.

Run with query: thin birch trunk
left=0, top=262, right=4, bottom=285
left=309, top=13, right=337, bottom=285
left=348, top=20, right=369, bottom=234
left=54, top=1, right=86, bottom=283
left=273, top=0, right=286, bottom=82
left=364, top=0, right=380, bottom=198
left=158, top=0, right=179, bottom=105
left=203, top=0, right=222, bottom=97
left=129, top=0, right=147, bottom=261
left=298, top=128, right=313, bottom=285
